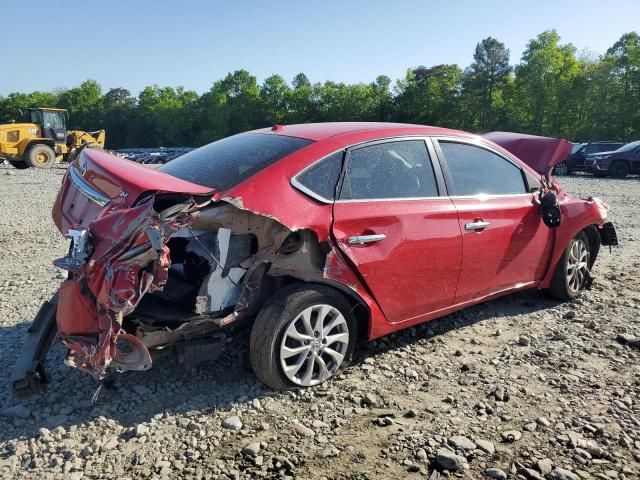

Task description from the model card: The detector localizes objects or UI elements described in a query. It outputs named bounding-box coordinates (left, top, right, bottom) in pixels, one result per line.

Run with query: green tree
left=102, top=88, right=136, bottom=149
left=137, top=85, right=198, bottom=146
left=0, top=91, right=60, bottom=123
left=462, top=37, right=511, bottom=130
left=395, top=64, right=463, bottom=127
left=260, top=75, right=290, bottom=125
left=371, top=75, right=394, bottom=121
left=604, top=32, right=640, bottom=139
left=292, top=73, right=311, bottom=89
left=197, top=70, right=261, bottom=142
left=510, top=30, right=579, bottom=136
left=58, top=80, right=103, bottom=129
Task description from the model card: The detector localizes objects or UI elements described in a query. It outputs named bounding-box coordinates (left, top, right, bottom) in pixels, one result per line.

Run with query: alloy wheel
left=566, top=239, right=589, bottom=293
left=279, top=304, right=349, bottom=386
left=554, top=162, right=569, bottom=175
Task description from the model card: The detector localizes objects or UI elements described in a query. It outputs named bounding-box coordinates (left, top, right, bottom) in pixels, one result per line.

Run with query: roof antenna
left=271, top=124, right=284, bottom=131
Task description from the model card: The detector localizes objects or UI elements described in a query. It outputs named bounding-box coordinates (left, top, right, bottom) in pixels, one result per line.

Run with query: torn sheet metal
left=55, top=199, right=194, bottom=379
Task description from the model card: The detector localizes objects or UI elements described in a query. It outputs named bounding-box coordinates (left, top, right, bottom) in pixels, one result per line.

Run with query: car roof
left=251, top=122, right=471, bottom=142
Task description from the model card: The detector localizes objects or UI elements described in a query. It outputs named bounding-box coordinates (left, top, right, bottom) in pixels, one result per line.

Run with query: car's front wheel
left=250, top=284, right=357, bottom=390
left=548, top=232, right=591, bottom=301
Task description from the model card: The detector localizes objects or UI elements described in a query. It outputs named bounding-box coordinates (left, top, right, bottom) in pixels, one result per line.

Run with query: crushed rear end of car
left=10, top=139, right=365, bottom=398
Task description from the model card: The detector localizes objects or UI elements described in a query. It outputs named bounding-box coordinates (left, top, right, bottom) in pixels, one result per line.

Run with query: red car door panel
left=452, top=195, right=553, bottom=303
left=435, top=139, right=554, bottom=303
left=332, top=199, right=462, bottom=323
left=330, top=139, right=462, bottom=324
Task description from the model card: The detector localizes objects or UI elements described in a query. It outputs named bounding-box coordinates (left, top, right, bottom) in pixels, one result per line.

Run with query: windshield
left=615, top=140, right=640, bottom=152
left=571, top=143, right=585, bottom=154
left=158, top=133, right=313, bottom=190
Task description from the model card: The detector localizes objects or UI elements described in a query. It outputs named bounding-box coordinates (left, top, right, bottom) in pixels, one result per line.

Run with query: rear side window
left=340, top=140, right=439, bottom=200
left=159, top=133, right=313, bottom=190
left=439, top=142, right=526, bottom=196
left=295, top=151, right=343, bottom=201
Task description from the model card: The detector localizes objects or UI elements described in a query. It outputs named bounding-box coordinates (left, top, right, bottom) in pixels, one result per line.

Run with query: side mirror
left=540, top=192, right=561, bottom=228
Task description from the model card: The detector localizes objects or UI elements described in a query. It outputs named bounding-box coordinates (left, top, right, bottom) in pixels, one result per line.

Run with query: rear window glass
left=159, top=133, right=313, bottom=190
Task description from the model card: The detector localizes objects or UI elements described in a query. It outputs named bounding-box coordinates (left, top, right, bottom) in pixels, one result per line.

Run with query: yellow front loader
left=0, top=108, right=106, bottom=169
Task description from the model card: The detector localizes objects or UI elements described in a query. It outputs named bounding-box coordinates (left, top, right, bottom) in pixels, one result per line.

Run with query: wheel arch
left=540, top=221, right=603, bottom=289
left=18, top=138, right=56, bottom=157
left=22, top=139, right=56, bottom=156
left=269, top=276, right=373, bottom=340
left=581, top=224, right=601, bottom=269
left=609, top=158, right=632, bottom=171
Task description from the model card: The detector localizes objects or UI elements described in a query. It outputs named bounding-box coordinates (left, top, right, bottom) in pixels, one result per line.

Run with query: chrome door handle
left=347, top=234, right=386, bottom=245
left=465, top=221, right=491, bottom=231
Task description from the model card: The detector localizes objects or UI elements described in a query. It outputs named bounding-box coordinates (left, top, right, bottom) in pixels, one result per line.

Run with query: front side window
left=340, top=140, right=438, bottom=200
left=295, top=151, right=343, bottom=201
left=159, top=133, right=313, bottom=190
left=439, top=141, right=526, bottom=196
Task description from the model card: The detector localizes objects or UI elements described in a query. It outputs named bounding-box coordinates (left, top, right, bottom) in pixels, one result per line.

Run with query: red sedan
left=11, top=123, right=618, bottom=395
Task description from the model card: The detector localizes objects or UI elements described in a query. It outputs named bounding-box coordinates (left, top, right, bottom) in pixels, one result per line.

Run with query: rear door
left=330, top=138, right=462, bottom=324
left=434, top=139, right=553, bottom=303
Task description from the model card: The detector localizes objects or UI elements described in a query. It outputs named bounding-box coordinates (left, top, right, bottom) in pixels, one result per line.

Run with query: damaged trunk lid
left=53, top=148, right=214, bottom=234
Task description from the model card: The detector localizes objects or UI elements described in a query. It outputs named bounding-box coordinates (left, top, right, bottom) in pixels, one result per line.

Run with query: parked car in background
left=554, top=141, right=626, bottom=175
left=11, top=123, right=618, bottom=396
left=585, top=140, right=640, bottom=178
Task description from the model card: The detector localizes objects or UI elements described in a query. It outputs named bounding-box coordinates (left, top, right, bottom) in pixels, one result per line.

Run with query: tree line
left=1, top=30, right=638, bottom=149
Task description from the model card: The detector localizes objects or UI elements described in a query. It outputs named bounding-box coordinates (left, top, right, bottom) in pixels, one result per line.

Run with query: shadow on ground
left=0, top=288, right=560, bottom=444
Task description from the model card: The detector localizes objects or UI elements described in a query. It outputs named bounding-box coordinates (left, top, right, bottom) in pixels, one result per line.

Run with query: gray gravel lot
left=0, top=165, right=639, bottom=479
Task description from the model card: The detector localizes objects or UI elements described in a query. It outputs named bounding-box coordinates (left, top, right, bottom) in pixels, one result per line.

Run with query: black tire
left=7, top=159, right=28, bottom=169
left=553, top=161, right=570, bottom=176
left=548, top=232, right=591, bottom=301
left=24, top=144, right=56, bottom=169
left=250, top=283, right=357, bottom=391
left=608, top=160, right=630, bottom=179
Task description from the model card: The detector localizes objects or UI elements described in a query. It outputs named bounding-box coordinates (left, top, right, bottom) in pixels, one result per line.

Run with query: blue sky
left=2, top=0, right=639, bottom=95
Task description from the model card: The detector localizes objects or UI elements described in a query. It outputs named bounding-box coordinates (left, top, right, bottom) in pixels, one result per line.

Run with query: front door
left=331, top=139, right=463, bottom=324
left=435, top=139, right=553, bottom=303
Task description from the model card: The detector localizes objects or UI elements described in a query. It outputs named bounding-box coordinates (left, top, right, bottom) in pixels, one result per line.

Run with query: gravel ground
left=0, top=165, right=639, bottom=480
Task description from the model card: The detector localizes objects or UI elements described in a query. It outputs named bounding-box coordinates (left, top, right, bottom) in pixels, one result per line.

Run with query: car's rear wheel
left=609, top=160, right=630, bottom=179
left=548, top=232, right=591, bottom=301
left=554, top=161, right=570, bottom=176
left=250, top=284, right=356, bottom=390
